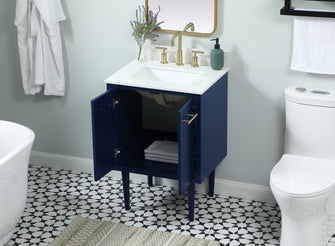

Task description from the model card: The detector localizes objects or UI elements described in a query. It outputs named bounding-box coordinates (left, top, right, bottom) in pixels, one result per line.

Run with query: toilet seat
left=270, top=154, right=335, bottom=198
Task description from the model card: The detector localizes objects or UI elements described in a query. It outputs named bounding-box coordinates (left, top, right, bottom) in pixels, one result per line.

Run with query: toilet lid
left=270, top=154, right=335, bottom=197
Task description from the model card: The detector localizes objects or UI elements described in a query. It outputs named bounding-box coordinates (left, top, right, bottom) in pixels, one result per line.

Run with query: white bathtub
left=0, top=121, right=35, bottom=246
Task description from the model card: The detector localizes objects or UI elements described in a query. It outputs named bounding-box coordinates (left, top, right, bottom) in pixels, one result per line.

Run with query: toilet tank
left=285, top=87, right=335, bottom=161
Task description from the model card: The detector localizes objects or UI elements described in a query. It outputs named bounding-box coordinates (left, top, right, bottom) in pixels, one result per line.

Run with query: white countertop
left=105, top=60, right=229, bottom=95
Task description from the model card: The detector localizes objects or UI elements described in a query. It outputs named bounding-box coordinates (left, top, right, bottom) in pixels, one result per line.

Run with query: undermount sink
left=136, top=91, right=187, bottom=107
left=130, top=64, right=205, bottom=106
left=131, top=65, right=204, bottom=84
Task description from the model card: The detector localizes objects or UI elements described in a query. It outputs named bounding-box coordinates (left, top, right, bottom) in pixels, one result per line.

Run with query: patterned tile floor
left=4, top=165, right=335, bottom=246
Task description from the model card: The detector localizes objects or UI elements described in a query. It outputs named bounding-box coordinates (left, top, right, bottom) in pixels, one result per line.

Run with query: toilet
left=270, top=87, right=335, bottom=246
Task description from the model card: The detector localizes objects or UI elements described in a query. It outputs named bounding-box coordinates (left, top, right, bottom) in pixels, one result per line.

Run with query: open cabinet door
left=91, top=88, right=142, bottom=181
left=178, top=98, right=196, bottom=195
left=91, top=89, right=119, bottom=181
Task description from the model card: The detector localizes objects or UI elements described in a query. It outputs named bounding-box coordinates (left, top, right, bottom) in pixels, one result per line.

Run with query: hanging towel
left=291, top=17, right=335, bottom=75
left=144, top=140, right=178, bottom=158
left=14, top=0, right=66, bottom=96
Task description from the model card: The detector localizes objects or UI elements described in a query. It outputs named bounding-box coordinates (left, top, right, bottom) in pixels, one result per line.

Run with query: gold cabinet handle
left=182, top=113, right=198, bottom=125
left=191, top=50, right=205, bottom=67
left=155, top=47, right=168, bottom=64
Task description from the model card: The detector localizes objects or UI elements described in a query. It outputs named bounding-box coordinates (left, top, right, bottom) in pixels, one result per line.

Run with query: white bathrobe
left=15, top=0, right=66, bottom=96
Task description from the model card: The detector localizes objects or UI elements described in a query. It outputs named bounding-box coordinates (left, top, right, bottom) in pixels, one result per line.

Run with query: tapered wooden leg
left=188, top=183, right=195, bottom=222
left=209, top=170, right=215, bottom=197
left=147, top=175, right=153, bottom=187
left=122, top=171, right=130, bottom=210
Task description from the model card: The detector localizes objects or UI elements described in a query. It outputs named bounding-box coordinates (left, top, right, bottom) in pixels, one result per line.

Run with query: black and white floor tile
left=5, top=165, right=335, bottom=245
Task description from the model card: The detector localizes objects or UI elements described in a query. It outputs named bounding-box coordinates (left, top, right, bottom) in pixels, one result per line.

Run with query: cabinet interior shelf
left=116, top=129, right=180, bottom=180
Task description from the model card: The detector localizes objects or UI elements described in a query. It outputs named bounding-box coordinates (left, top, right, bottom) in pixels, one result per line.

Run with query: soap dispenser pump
left=210, top=38, right=224, bottom=70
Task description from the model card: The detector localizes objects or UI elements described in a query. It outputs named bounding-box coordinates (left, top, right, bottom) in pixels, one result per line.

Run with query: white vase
left=136, top=44, right=145, bottom=62
left=136, top=38, right=151, bottom=62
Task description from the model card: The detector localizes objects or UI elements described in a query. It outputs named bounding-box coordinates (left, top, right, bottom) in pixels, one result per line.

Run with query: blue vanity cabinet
left=91, top=73, right=228, bottom=222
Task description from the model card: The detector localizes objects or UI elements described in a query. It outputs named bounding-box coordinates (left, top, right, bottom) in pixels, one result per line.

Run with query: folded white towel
left=291, top=17, right=335, bottom=75
left=144, top=140, right=178, bottom=158
left=145, top=153, right=178, bottom=161
left=145, top=155, right=178, bottom=164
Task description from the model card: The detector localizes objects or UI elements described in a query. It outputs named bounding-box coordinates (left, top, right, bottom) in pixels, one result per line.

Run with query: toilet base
left=271, top=184, right=335, bottom=246
left=280, top=216, right=334, bottom=246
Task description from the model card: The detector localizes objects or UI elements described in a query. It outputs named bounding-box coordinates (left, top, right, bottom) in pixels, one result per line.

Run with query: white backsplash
left=143, top=44, right=229, bottom=67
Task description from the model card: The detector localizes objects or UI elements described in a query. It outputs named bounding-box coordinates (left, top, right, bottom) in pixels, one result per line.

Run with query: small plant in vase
left=130, top=5, right=163, bottom=61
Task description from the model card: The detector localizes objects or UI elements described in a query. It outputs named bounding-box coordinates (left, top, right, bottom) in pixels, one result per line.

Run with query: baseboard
left=30, top=151, right=94, bottom=174
left=30, top=151, right=276, bottom=204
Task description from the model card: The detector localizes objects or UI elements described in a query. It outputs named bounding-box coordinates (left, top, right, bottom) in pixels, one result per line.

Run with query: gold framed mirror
left=145, top=0, right=217, bottom=36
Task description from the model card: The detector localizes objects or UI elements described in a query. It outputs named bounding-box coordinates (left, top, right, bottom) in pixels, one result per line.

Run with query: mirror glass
left=145, top=0, right=217, bottom=36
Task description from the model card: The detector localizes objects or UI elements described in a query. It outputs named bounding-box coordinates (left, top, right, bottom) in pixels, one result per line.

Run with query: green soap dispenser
left=210, top=38, right=224, bottom=70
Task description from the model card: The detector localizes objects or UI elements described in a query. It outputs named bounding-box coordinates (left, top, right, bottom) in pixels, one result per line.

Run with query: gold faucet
left=171, top=31, right=183, bottom=66
left=170, top=22, right=195, bottom=66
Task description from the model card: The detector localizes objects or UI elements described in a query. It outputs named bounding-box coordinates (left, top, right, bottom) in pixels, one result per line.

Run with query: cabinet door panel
left=178, top=98, right=196, bottom=195
left=198, top=74, right=228, bottom=182
left=91, top=89, right=119, bottom=181
left=115, top=89, right=142, bottom=150
left=91, top=88, right=142, bottom=181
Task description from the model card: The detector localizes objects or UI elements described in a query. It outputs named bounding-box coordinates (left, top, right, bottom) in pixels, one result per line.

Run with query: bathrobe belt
left=28, top=0, right=39, bottom=37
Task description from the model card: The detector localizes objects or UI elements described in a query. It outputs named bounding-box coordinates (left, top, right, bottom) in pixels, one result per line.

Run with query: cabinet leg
left=188, top=183, right=195, bottom=222
left=147, top=175, right=153, bottom=187
left=122, top=171, right=130, bottom=210
left=209, top=170, right=215, bottom=197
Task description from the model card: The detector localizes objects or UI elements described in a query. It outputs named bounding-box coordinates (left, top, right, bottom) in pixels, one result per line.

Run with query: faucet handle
left=191, top=50, right=205, bottom=67
left=155, top=47, right=168, bottom=64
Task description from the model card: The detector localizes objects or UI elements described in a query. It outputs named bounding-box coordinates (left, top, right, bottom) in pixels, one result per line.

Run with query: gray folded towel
left=144, top=140, right=178, bottom=158
left=144, top=140, right=178, bottom=164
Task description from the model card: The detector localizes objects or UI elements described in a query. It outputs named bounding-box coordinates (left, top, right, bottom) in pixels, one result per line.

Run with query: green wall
left=1, top=0, right=334, bottom=186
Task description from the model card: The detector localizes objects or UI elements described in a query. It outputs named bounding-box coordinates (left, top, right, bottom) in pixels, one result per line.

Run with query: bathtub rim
left=0, top=120, right=35, bottom=167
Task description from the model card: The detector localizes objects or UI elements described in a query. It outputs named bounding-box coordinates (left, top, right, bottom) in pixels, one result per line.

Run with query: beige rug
left=50, top=216, right=220, bottom=246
